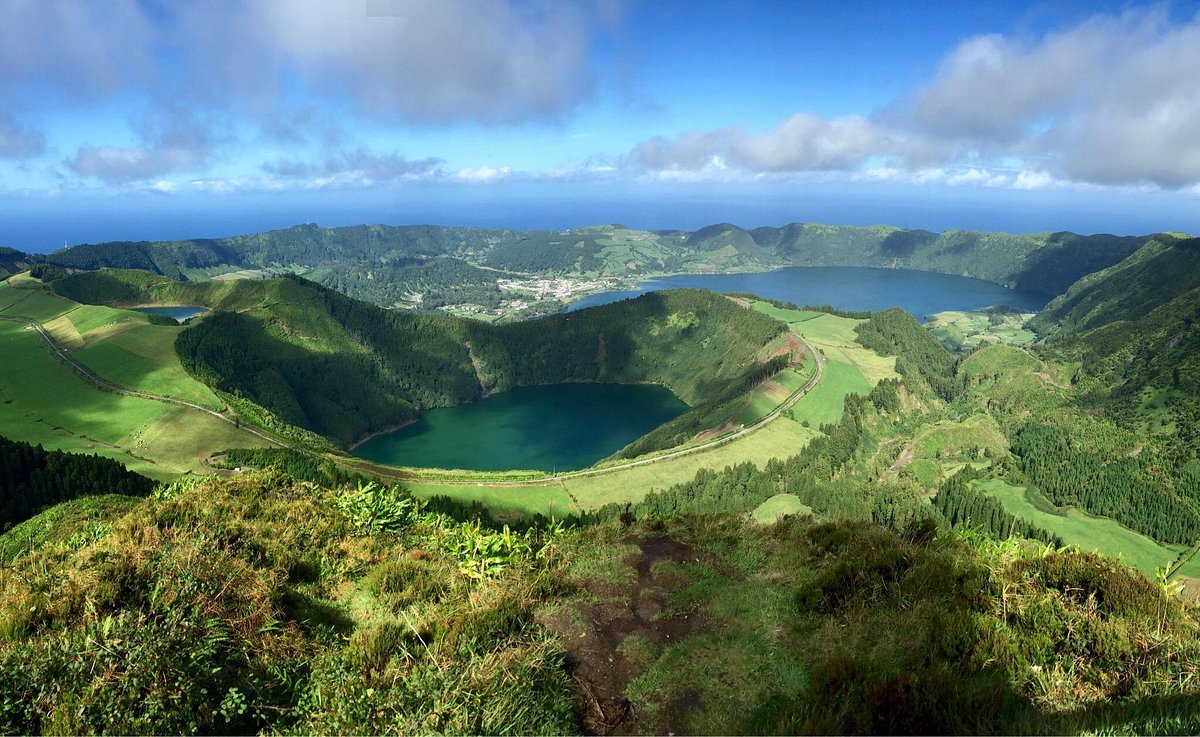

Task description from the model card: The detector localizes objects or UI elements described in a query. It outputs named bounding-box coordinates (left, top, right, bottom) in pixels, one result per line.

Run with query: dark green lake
left=352, top=383, right=688, bottom=472
left=131, top=305, right=208, bottom=321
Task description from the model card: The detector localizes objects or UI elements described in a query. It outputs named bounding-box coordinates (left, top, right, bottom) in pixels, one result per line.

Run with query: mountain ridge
left=18, top=221, right=1166, bottom=307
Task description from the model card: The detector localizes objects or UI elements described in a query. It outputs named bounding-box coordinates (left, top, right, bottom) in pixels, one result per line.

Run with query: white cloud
left=262, top=148, right=444, bottom=188
left=631, top=114, right=894, bottom=176
left=1013, top=170, right=1055, bottom=190
left=453, top=166, right=513, bottom=184
left=218, top=0, right=595, bottom=123
left=628, top=8, right=1200, bottom=191
left=69, top=110, right=218, bottom=184
left=946, top=168, right=1009, bottom=187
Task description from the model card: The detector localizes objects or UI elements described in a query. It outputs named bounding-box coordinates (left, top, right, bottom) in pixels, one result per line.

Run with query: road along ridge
left=0, top=314, right=289, bottom=450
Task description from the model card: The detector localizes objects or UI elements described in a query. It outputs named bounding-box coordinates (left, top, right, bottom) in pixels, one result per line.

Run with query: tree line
left=0, top=435, right=153, bottom=531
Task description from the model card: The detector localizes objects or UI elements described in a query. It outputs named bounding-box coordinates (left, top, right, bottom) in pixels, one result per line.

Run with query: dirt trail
left=547, top=535, right=708, bottom=735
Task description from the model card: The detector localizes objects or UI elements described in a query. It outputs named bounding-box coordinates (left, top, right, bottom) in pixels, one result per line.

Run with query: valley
left=2, top=224, right=1199, bottom=735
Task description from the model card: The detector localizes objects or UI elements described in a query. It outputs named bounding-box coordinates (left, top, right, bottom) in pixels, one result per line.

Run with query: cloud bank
left=632, top=8, right=1200, bottom=190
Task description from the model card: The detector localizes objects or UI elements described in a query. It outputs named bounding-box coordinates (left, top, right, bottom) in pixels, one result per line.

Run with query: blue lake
left=568, top=266, right=1049, bottom=321
left=356, top=266, right=1051, bottom=471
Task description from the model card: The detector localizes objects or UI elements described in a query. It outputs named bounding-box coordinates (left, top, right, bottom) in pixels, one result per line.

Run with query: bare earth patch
left=543, top=534, right=709, bottom=735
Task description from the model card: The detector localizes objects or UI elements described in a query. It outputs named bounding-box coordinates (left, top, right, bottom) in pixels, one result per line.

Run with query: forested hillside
left=0, top=247, right=30, bottom=281
left=1030, top=236, right=1200, bottom=469
left=0, top=434, right=153, bottom=530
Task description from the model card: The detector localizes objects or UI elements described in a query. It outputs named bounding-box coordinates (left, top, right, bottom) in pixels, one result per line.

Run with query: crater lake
left=351, top=382, right=688, bottom=472
left=568, top=266, right=1050, bottom=319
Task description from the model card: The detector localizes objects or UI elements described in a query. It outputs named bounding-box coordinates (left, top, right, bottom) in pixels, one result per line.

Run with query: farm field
left=975, top=478, right=1200, bottom=577
left=0, top=319, right=269, bottom=480
left=926, top=309, right=1037, bottom=351
left=564, top=416, right=820, bottom=509
left=72, top=321, right=226, bottom=411
left=788, top=360, right=871, bottom=428
left=751, top=493, right=813, bottom=524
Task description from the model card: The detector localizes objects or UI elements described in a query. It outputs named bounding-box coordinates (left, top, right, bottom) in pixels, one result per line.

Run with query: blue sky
left=4, top=0, right=1200, bottom=251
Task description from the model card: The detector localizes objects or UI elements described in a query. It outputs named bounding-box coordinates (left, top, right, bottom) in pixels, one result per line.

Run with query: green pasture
left=901, top=457, right=943, bottom=487
left=72, top=321, right=226, bottom=411
left=404, top=482, right=577, bottom=519
left=0, top=285, right=76, bottom=323
left=975, top=478, right=1200, bottom=577
left=564, top=417, right=820, bottom=509
left=750, top=493, right=813, bottom=524
left=0, top=320, right=269, bottom=480
left=788, top=360, right=871, bottom=428
left=747, top=300, right=898, bottom=384
left=913, top=414, right=1007, bottom=463
left=926, top=310, right=1037, bottom=351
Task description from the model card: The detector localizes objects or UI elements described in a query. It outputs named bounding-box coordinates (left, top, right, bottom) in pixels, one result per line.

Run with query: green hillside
left=1, top=470, right=1198, bottom=735
left=38, top=222, right=1160, bottom=312
left=51, top=270, right=787, bottom=449
left=1029, top=236, right=1200, bottom=454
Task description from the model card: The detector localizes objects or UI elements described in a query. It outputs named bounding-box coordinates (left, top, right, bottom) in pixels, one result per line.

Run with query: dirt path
left=546, top=535, right=709, bottom=735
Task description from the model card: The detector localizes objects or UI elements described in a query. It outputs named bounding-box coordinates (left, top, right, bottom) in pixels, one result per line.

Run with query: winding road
left=0, top=314, right=289, bottom=449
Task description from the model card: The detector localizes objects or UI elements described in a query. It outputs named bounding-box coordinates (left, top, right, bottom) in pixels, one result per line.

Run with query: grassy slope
left=751, top=493, right=813, bottom=523
left=72, top=322, right=226, bottom=411
left=0, top=278, right=269, bottom=480
left=564, top=417, right=819, bottom=509
left=976, top=478, right=1200, bottom=577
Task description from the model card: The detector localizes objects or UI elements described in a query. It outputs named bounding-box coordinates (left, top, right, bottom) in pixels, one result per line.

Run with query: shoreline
left=347, top=418, right=417, bottom=452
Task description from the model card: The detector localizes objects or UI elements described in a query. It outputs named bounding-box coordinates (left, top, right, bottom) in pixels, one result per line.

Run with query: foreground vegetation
left=1, top=470, right=1198, bottom=735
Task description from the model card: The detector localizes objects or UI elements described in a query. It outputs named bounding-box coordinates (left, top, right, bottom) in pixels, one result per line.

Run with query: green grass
left=974, top=478, right=1200, bottom=577
left=789, top=360, right=871, bottom=428
left=751, top=493, right=813, bottom=523
left=0, top=286, right=76, bottom=323
left=564, top=417, right=819, bottom=509
left=913, top=414, right=1007, bottom=463
left=734, top=367, right=807, bottom=425
left=903, top=458, right=943, bottom=486
left=72, top=321, right=226, bottom=411
left=403, top=482, right=577, bottom=519
left=0, top=320, right=269, bottom=480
